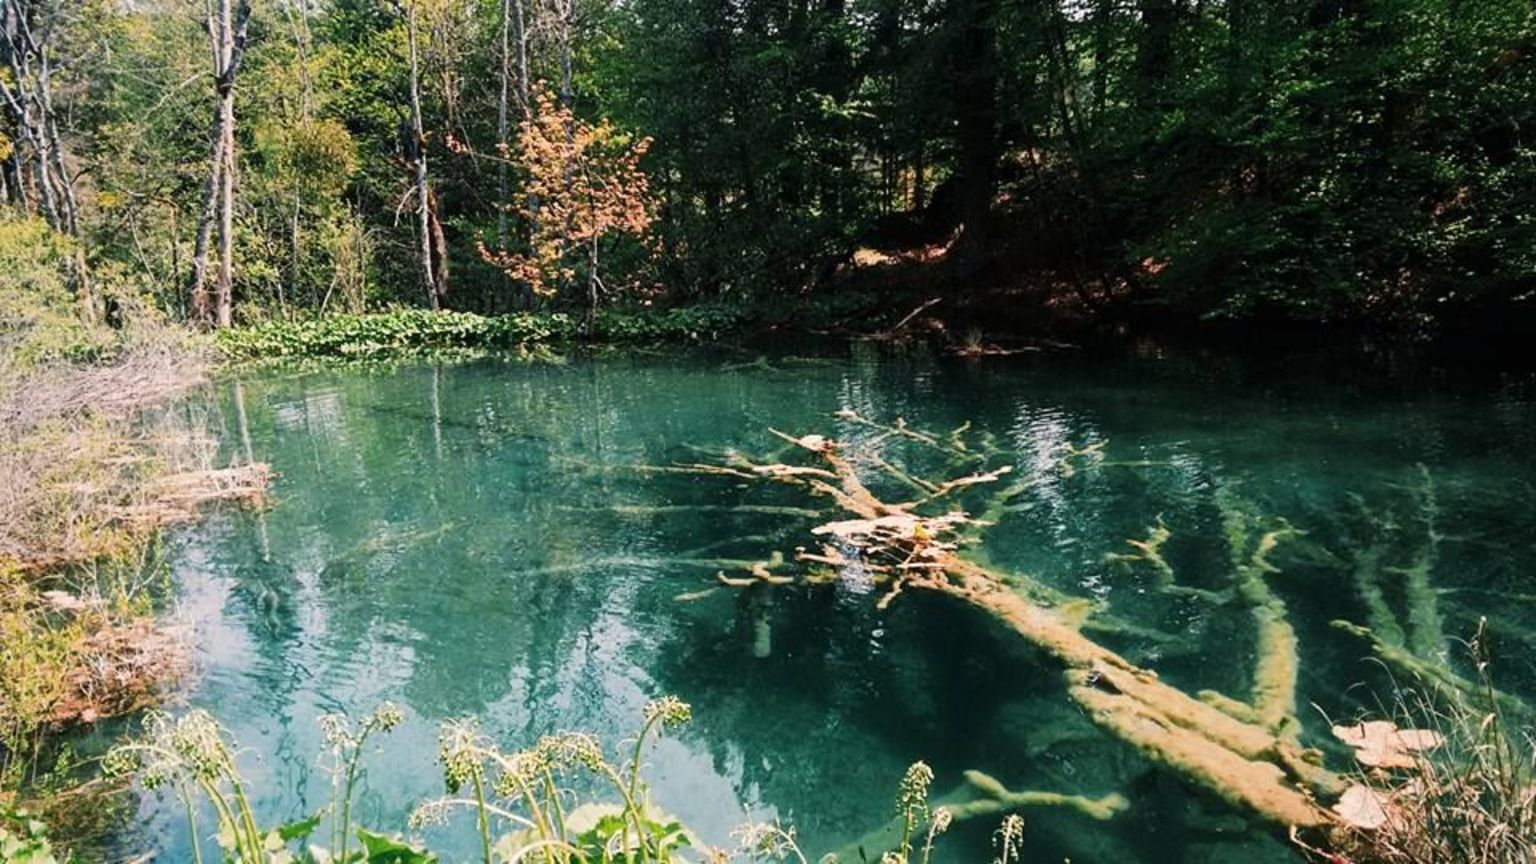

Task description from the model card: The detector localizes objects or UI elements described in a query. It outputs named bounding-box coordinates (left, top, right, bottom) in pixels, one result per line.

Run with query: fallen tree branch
left=686, top=416, right=1346, bottom=829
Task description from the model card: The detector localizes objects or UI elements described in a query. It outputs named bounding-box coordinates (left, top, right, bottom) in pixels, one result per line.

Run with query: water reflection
left=126, top=347, right=1536, bottom=863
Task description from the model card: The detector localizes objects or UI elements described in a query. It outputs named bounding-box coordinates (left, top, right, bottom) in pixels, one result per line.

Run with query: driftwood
left=664, top=413, right=1345, bottom=830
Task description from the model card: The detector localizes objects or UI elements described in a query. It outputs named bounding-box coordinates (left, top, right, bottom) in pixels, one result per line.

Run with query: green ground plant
left=104, top=698, right=1041, bottom=864
left=214, top=306, right=752, bottom=361
left=0, top=808, right=72, bottom=864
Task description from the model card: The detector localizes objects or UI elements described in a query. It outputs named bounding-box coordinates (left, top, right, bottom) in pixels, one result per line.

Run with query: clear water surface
left=123, top=342, right=1536, bottom=862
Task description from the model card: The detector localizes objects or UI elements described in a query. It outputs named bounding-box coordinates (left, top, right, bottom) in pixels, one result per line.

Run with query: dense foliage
left=1, top=0, right=1531, bottom=332
left=214, top=305, right=749, bottom=358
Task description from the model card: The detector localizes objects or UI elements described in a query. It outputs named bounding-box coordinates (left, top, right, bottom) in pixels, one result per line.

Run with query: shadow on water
left=113, top=343, right=1536, bottom=863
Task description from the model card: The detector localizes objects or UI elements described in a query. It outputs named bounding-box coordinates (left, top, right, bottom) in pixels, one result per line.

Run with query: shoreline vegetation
left=0, top=223, right=272, bottom=851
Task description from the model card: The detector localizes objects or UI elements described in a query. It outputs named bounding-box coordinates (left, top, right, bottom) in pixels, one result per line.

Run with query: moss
left=1331, top=620, right=1528, bottom=721
left=1218, top=490, right=1302, bottom=736
left=1397, top=465, right=1446, bottom=662
left=1350, top=541, right=1406, bottom=647
left=1105, top=518, right=1175, bottom=587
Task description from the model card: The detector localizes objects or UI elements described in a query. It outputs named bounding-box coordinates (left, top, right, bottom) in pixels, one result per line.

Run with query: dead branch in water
left=832, top=769, right=1128, bottom=862
left=868, top=297, right=941, bottom=341
left=666, top=411, right=1345, bottom=829
left=1, top=343, right=274, bottom=572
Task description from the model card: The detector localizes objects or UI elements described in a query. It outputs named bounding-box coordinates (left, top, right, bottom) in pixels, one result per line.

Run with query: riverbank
left=0, top=233, right=271, bottom=848
left=211, top=292, right=1536, bottom=405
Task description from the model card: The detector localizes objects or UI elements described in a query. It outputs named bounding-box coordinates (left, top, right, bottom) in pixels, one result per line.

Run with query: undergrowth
left=103, top=698, right=1022, bottom=864
left=0, top=216, right=267, bottom=850
left=215, top=306, right=751, bottom=360
left=1323, top=622, right=1536, bottom=864
left=214, top=289, right=895, bottom=362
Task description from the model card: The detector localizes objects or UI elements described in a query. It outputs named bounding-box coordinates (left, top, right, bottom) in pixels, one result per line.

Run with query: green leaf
left=355, top=828, right=438, bottom=864
left=279, top=813, right=325, bottom=843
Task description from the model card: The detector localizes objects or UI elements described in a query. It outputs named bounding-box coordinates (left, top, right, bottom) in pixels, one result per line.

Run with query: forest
left=0, top=0, right=1533, bottom=333
left=5, top=0, right=1536, bottom=862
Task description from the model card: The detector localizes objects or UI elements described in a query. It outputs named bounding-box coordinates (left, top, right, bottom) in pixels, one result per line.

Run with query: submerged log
left=676, top=418, right=1345, bottom=830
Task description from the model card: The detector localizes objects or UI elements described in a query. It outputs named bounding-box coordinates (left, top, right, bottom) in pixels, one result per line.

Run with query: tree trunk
left=188, top=0, right=250, bottom=328
left=427, top=187, right=449, bottom=304
left=0, top=0, right=59, bottom=229
left=216, top=95, right=235, bottom=328
left=496, top=0, right=520, bottom=248
left=2, top=1, right=93, bottom=320
left=403, top=0, right=440, bottom=310
left=1091, top=0, right=1113, bottom=119
left=495, top=0, right=533, bottom=310
left=912, top=145, right=925, bottom=212
left=1136, top=0, right=1177, bottom=112
left=188, top=130, right=224, bottom=325
left=951, top=0, right=999, bottom=257
left=36, top=49, right=74, bottom=236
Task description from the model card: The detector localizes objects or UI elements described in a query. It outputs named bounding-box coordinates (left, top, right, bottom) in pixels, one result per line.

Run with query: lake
left=123, top=341, right=1536, bottom=862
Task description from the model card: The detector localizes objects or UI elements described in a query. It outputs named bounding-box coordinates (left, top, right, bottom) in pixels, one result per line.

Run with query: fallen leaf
left=1332, top=721, right=1444, bottom=769
left=1333, top=784, right=1393, bottom=830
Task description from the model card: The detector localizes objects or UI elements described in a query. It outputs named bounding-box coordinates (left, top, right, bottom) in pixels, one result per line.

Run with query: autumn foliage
left=478, top=88, right=656, bottom=302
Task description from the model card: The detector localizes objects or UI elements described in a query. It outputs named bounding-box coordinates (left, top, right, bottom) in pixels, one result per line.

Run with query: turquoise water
left=126, top=343, right=1536, bottom=862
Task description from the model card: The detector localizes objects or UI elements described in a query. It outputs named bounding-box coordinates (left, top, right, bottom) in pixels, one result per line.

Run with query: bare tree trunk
left=1091, top=0, right=1112, bottom=119
left=555, top=0, right=573, bottom=106
left=913, top=143, right=925, bottom=212
left=402, top=0, right=439, bottom=310
left=188, top=0, right=249, bottom=328
left=0, top=0, right=58, bottom=228
left=2, top=0, right=93, bottom=320
left=495, top=0, right=532, bottom=309
left=284, top=0, right=312, bottom=314
left=216, top=96, right=235, bottom=328
left=586, top=233, right=599, bottom=330
left=427, top=187, right=448, bottom=302
left=512, top=0, right=527, bottom=114
left=493, top=0, right=531, bottom=227
left=0, top=149, right=21, bottom=209
left=36, top=49, right=73, bottom=235
left=188, top=131, right=224, bottom=324
left=496, top=0, right=511, bottom=249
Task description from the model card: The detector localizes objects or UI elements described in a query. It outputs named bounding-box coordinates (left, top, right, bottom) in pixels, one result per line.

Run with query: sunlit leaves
left=478, top=87, right=657, bottom=300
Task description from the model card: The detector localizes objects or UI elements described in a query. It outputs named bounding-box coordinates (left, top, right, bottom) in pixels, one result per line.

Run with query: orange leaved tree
left=478, top=88, right=656, bottom=324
